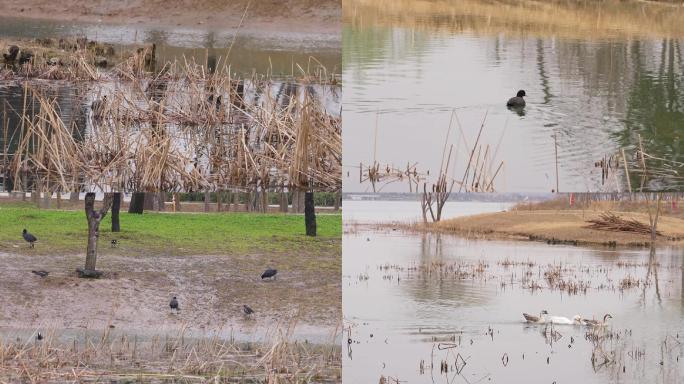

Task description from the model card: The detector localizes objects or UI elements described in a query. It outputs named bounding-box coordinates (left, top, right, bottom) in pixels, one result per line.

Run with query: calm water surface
left=0, top=16, right=341, bottom=75
left=343, top=201, right=684, bottom=383
left=343, top=20, right=684, bottom=192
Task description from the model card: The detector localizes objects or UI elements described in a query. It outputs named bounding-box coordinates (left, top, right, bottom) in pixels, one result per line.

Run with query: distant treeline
left=177, top=191, right=341, bottom=207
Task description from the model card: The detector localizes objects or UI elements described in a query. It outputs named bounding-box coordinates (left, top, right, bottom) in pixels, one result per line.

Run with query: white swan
left=547, top=314, right=582, bottom=325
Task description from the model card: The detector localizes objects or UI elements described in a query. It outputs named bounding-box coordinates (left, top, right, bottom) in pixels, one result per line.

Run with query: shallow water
left=343, top=18, right=684, bottom=193
left=343, top=201, right=684, bottom=383
left=0, top=16, right=341, bottom=75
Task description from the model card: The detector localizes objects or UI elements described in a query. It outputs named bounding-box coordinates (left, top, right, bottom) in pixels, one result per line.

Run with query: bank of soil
left=0, top=248, right=340, bottom=339
left=0, top=0, right=340, bottom=37
left=431, top=210, right=684, bottom=247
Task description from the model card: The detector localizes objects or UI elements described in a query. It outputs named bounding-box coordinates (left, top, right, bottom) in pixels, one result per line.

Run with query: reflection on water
left=343, top=18, right=684, bottom=192
left=343, top=201, right=684, bottom=383
left=0, top=78, right=341, bottom=191
left=0, top=16, right=341, bottom=75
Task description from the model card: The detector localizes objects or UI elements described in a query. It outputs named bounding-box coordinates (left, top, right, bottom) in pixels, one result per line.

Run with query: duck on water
left=507, top=90, right=526, bottom=108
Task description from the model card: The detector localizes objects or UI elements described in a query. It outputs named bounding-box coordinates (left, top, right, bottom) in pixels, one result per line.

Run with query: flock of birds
left=523, top=310, right=613, bottom=326
left=22, top=227, right=279, bottom=320
left=168, top=267, right=276, bottom=318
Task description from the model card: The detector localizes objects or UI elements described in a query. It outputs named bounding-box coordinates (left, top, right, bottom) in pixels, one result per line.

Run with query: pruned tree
left=78, top=192, right=114, bottom=278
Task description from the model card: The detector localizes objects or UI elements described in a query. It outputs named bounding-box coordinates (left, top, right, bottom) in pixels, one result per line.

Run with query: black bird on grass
left=22, top=229, right=37, bottom=248
left=243, top=305, right=254, bottom=317
left=31, top=270, right=49, bottom=278
left=261, top=268, right=277, bottom=280
left=170, top=296, right=179, bottom=313
left=111, top=239, right=118, bottom=248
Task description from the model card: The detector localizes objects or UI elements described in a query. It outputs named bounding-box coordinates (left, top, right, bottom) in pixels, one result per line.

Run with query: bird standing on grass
left=31, top=270, right=49, bottom=278
left=111, top=239, right=118, bottom=248
left=170, top=296, right=179, bottom=313
left=22, top=229, right=37, bottom=248
left=243, top=305, right=254, bottom=317
left=261, top=268, right=277, bottom=280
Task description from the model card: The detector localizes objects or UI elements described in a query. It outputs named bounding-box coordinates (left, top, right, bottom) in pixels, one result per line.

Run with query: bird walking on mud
left=31, top=270, right=49, bottom=278
left=243, top=305, right=254, bottom=317
left=22, top=229, right=37, bottom=248
left=170, top=296, right=179, bottom=313
left=261, top=268, right=277, bottom=280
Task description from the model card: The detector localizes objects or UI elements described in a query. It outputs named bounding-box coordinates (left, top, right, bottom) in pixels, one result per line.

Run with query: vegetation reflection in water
left=343, top=0, right=684, bottom=192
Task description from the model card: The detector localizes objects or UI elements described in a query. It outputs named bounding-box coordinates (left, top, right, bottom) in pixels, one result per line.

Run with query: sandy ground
left=0, top=0, right=340, bottom=36
left=431, top=210, right=684, bottom=247
left=0, top=247, right=340, bottom=340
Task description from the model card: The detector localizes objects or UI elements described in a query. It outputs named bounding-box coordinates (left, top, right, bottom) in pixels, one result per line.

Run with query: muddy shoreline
left=0, top=250, right=341, bottom=343
left=0, top=0, right=340, bottom=41
left=358, top=209, right=684, bottom=248
left=438, top=210, right=684, bottom=247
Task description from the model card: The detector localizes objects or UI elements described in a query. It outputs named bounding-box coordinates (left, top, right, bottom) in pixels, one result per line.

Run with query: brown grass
left=345, top=0, right=684, bottom=38
left=0, top=323, right=341, bottom=383
left=429, top=209, right=684, bottom=246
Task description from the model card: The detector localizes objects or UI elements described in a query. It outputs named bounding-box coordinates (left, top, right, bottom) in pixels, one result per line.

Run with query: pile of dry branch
left=584, top=212, right=660, bottom=236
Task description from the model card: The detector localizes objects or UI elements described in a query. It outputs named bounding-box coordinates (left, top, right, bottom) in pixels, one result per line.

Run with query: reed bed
left=3, top=56, right=341, bottom=202
left=0, top=325, right=341, bottom=383
left=345, top=0, right=684, bottom=39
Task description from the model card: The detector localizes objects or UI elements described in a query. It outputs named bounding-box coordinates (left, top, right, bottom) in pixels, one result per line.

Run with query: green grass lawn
left=0, top=202, right=341, bottom=255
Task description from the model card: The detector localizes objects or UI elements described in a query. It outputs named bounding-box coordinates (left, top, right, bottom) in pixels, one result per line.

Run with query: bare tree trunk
left=111, top=192, right=121, bottom=232
left=70, top=191, right=79, bottom=202
left=305, top=191, right=316, bottom=236
left=128, top=192, right=145, bottom=214
left=80, top=192, right=114, bottom=278
left=217, top=190, right=223, bottom=212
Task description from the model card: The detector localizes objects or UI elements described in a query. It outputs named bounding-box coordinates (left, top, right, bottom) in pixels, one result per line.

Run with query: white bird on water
left=523, top=311, right=582, bottom=325
left=547, top=314, right=582, bottom=325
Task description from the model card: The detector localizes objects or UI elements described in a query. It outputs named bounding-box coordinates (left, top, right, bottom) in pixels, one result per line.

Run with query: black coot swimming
left=506, top=90, right=526, bottom=108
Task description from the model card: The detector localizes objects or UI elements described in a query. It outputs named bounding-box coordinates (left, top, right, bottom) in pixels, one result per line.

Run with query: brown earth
left=430, top=210, right=684, bottom=247
left=0, top=248, right=340, bottom=339
left=0, top=0, right=340, bottom=36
